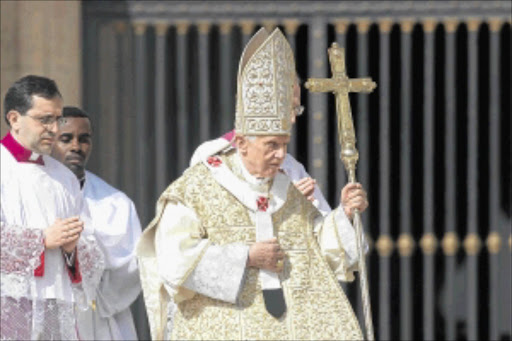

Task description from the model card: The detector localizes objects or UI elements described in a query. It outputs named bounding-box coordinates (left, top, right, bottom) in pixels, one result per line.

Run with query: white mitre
left=234, top=27, right=296, bottom=136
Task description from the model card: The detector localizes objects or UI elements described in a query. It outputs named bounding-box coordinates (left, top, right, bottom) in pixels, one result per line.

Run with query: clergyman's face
left=237, top=135, right=290, bottom=178
left=7, top=95, right=63, bottom=155
left=51, top=117, right=92, bottom=179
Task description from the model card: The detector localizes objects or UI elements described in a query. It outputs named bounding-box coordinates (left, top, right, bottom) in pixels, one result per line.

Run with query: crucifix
left=305, top=42, right=376, bottom=341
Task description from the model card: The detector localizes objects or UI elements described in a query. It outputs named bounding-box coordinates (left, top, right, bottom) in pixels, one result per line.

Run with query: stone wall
left=0, top=0, right=82, bottom=136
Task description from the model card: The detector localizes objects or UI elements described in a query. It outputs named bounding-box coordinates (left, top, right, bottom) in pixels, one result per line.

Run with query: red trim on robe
left=34, top=252, right=45, bottom=277
left=65, top=250, right=82, bottom=284
left=1, top=132, right=44, bottom=165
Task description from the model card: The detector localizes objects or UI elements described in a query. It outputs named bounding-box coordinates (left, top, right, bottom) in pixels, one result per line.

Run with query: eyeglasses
left=293, top=105, right=305, bottom=117
left=26, top=114, right=65, bottom=128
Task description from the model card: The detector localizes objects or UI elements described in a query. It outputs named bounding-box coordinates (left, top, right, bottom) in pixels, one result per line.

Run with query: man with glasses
left=190, top=76, right=331, bottom=215
left=1, top=75, right=104, bottom=340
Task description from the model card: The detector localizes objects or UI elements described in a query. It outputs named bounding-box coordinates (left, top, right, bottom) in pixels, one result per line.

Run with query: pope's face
left=237, top=135, right=290, bottom=178
left=51, top=117, right=92, bottom=179
left=7, top=95, right=63, bottom=155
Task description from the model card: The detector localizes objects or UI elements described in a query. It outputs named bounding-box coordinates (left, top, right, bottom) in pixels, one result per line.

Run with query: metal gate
left=83, top=1, right=511, bottom=340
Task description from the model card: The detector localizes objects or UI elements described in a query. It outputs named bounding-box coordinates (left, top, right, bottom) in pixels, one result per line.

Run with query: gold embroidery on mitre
left=166, top=151, right=363, bottom=340
left=235, top=28, right=296, bottom=136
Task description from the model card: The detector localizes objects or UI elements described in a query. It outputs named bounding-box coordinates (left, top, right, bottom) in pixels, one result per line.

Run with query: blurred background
left=1, top=1, right=510, bottom=340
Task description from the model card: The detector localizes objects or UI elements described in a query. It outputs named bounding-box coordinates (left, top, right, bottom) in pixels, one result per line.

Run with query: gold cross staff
left=305, top=42, right=376, bottom=341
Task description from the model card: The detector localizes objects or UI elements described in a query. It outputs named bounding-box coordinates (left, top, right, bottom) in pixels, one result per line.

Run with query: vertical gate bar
left=133, top=21, right=149, bottom=224
left=422, top=18, right=436, bottom=341
left=198, top=21, right=211, bottom=142
left=356, top=18, right=371, bottom=228
left=176, top=21, right=190, bottom=173
left=240, top=20, right=255, bottom=51
left=466, top=18, right=481, bottom=341
left=97, top=21, right=112, bottom=179
left=307, top=18, right=328, bottom=200
left=443, top=18, right=459, bottom=341
left=219, top=21, right=234, bottom=134
left=334, top=20, right=349, bottom=195
left=114, top=22, right=128, bottom=190
left=488, top=18, right=503, bottom=341
left=120, top=22, right=136, bottom=199
left=378, top=18, right=393, bottom=341
left=99, top=22, right=120, bottom=186
left=155, top=23, right=169, bottom=193
left=283, top=19, right=300, bottom=156
left=84, top=17, right=100, bottom=173
left=106, top=24, right=118, bottom=185
left=356, top=18, right=371, bottom=324
left=399, top=19, right=414, bottom=341
left=107, top=22, right=121, bottom=188
left=133, top=21, right=151, bottom=341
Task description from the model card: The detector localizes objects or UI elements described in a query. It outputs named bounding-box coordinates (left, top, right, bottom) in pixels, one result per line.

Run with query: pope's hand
left=44, top=217, right=83, bottom=250
left=293, top=177, right=316, bottom=201
left=247, top=238, right=285, bottom=273
left=341, top=183, right=369, bottom=219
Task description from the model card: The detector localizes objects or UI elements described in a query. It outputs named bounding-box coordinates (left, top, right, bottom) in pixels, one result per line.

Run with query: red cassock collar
left=0, top=132, right=44, bottom=165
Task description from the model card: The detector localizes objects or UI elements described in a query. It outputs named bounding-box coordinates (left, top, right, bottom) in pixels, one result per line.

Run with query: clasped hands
left=44, top=216, right=83, bottom=253
left=247, top=238, right=285, bottom=273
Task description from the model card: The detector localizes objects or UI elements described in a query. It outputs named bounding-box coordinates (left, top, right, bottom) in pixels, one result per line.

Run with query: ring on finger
left=276, top=259, right=284, bottom=270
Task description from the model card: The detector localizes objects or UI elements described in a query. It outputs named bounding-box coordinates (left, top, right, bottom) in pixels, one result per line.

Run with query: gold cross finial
left=305, top=43, right=376, bottom=179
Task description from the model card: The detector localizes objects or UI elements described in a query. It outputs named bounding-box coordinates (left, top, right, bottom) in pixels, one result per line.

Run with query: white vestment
left=75, top=171, right=142, bottom=340
left=189, top=134, right=332, bottom=215
left=0, top=137, right=104, bottom=340
left=138, top=150, right=367, bottom=339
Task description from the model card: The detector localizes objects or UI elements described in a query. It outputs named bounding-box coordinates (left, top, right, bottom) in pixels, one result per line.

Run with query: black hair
left=62, top=106, right=90, bottom=119
left=4, top=75, right=62, bottom=125
left=62, top=106, right=93, bottom=132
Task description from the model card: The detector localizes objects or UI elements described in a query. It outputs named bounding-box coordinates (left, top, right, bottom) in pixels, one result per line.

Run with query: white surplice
left=189, top=134, right=332, bottom=215
left=0, top=140, right=104, bottom=340
left=76, top=171, right=142, bottom=341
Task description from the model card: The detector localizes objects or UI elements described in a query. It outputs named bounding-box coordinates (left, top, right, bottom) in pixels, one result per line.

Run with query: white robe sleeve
left=281, top=154, right=332, bottom=216
left=74, top=199, right=105, bottom=309
left=0, top=182, right=45, bottom=299
left=0, top=222, right=44, bottom=300
left=93, top=199, right=142, bottom=319
left=314, top=206, right=368, bottom=282
left=0, top=222, right=44, bottom=278
left=155, top=202, right=248, bottom=304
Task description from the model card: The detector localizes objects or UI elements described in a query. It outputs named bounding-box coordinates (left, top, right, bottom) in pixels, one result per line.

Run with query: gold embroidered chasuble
left=137, top=150, right=363, bottom=340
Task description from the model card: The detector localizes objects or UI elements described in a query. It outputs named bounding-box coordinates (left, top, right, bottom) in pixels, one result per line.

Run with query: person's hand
left=341, top=183, right=368, bottom=219
left=61, top=238, right=80, bottom=254
left=44, top=217, right=83, bottom=251
left=247, top=238, right=285, bottom=273
left=294, top=177, right=316, bottom=201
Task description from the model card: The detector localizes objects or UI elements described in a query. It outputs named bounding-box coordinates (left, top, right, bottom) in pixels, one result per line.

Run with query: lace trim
left=1, top=223, right=44, bottom=276
left=0, top=297, right=79, bottom=340
left=182, top=243, right=249, bottom=304
left=76, top=236, right=105, bottom=303
left=0, top=273, right=31, bottom=299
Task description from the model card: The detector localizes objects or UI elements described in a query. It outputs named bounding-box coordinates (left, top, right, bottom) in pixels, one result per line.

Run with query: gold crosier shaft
left=305, top=43, right=376, bottom=341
